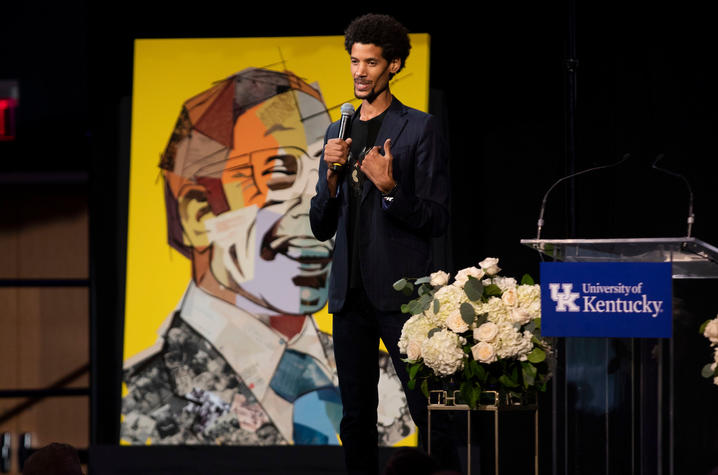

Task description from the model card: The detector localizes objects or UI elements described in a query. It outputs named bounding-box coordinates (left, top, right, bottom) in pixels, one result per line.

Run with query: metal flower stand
left=427, top=390, right=539, bottom=475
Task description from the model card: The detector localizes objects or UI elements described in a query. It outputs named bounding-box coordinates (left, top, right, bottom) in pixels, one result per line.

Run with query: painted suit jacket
left=121, top=285, right=414, bottom=445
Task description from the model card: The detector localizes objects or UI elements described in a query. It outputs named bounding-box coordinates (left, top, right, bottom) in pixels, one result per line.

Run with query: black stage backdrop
left=2, top=1, right=717, bottom=473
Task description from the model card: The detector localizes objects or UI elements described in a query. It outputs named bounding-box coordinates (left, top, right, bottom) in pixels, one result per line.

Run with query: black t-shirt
left=346, top=109, right=388, bottom=289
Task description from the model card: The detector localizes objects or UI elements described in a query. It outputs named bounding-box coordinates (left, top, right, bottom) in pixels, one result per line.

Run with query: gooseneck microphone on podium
left=331, top=103, right=355, bottom=172
left=652, top=154, right=696, bottom=238
left=535, top=153, right=631, bottom=240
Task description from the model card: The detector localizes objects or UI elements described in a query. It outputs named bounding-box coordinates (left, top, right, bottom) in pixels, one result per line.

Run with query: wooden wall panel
left=0, top=189, right=89, bottom=475
left=0, top=194, right=19, bottom=279
left=17, top=194, right=88, bottom=279
left=0, top=289, right=19, bottom=389
left=0, top=288, right=19, bottom=474
left=17, top=288, right=89, bottom=389
left=16, top=397, right=89, bottom=449
left=0, top=398, right=21, bottom=474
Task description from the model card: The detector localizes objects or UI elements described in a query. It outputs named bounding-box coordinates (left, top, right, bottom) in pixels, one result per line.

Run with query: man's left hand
left=361, top=138, right=396, bottom=193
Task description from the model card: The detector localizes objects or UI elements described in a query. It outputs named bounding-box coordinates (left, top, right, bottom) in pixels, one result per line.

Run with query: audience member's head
left=383, top=447, right=440, bottom=475
left=22, top=442, right=83, bottom=475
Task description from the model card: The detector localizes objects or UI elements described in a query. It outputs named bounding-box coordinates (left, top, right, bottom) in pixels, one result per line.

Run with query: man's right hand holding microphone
left=324, top=137, right=352, bottom=197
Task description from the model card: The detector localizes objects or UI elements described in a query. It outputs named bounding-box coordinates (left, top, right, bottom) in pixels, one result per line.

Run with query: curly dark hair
left=344, top=13, right=411, bottom=76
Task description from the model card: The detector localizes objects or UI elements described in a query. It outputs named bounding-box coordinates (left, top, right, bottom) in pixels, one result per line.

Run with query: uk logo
left=549, top=283, right=581, bottom=312
left=541, top=262, right=672, bottom=337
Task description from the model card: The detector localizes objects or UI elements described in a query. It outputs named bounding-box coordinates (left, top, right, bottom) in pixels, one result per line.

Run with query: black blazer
left=310, top=97, right=450, bottom=313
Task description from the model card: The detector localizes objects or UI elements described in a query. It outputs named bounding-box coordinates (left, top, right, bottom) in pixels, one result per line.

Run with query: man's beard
left=355, top=81, right=389, bottom=103
left=354, top=65, right=391, bottom=103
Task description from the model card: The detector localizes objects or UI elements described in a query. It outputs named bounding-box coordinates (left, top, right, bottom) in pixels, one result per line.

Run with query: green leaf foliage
left=401, top=303, right=410, bottom=314
left=405, top=295, right=431, bottom=315
left=467, top=359, right=479, bottom=377
left=470, top=385, right=481, bottom=408
left=464, top=277, right=484, bottom=301
left=428, top=327, right=441, bottom=339
left=699, top=320, right=711, bottom=334
left=415, top=276, right=431, bottom=285
left=460, top=381, right=481, bottom=409
left=406, top=300, right=420, bottom=315
left=459, top=381, right=471, bottom=405
left=521, top=274, right=535, bottom=285
left=460, top=302, right=475, bottom=324
left=408, top=379, right=416, bottom=390
left=464, top=359, right=476, bottom=380
left=409, top=362, right=422, bottom=381
left=527, top=321, right=542, bottom=339
left=468, top=359, right=487, bottom=383
left=420, top=379, right=429, bottom=398
left=527, top=347, right=546, bottom=363
left=418, top=283, right=433, bottom=297
left=475, top=363, right=488, bottom=382
left=393, top=278, right=408, bottom=291
left=484, top=284, right=502, bottom=297
left=418, top=293, right=433, bottom=311
left=702, top=363, right=716, bottom=379
left=433, top=299, right=440, bottom=314
left=521, top=362, right=537, bottom=389
left=475, top=313, right=488, bottom=327
left=402, top=281, right=415, bottom=296
left=499, top=374, right=520, bottom=388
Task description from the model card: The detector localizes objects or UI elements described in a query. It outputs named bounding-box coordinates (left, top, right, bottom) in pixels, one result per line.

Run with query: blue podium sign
left=540, top=262, right=672, bottom=338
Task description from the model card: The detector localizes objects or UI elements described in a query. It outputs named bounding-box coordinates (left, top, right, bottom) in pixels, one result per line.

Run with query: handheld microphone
left=331, top=103, right=355, bottom=171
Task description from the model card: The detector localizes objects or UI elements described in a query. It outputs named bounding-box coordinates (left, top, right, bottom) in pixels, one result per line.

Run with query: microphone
left=331, top=103, right=355, bottom=171
left=652, top=154, right=695, bottom=238
left=536, top=153, right=631, bottom=240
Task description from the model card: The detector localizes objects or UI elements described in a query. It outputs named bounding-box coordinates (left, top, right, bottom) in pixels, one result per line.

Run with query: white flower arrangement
left=421, top=329, right=467, bottom=377
left=700, top=315, right=718, bottom=386
left=393, top=257, right=553, bottom=407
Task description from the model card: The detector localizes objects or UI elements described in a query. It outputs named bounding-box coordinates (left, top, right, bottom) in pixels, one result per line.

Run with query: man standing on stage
left=310, top=14, right=451, bottom=474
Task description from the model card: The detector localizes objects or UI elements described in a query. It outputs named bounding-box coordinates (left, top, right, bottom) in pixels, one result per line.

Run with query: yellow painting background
left=124, top=34, right=430, bottom=361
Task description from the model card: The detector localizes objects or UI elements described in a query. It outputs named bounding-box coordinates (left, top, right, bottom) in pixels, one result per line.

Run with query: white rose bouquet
left=394, top=257, right=553, bottom=408
left=700, top=315, right=718, bottom=386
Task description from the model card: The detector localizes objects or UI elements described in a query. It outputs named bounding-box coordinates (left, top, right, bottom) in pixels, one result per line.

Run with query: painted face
left=203, top=91, right=333, bottom=315
left=350, top=42, right=397, bottom=102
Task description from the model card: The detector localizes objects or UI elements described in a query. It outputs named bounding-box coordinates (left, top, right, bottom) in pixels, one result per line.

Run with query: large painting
left=121, top=36, right=430, bottom=446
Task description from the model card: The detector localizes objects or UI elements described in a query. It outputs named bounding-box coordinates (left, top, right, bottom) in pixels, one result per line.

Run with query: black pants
left=333, top=288, right=459, bottom=475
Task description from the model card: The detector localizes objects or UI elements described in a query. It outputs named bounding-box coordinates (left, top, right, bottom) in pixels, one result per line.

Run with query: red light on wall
left=0, top=97, right=18, bottom=141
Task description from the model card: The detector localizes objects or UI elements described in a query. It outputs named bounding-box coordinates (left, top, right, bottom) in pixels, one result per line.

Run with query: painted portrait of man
left=120, top=68, right=414, bottom=446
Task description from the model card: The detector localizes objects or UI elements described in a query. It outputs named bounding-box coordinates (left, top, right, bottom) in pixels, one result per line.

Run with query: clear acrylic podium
left=519, top=237, right=718, bottom=279
left=518, top=235, right=718, bottom=475
left=519, top=237, right=718, bottom=278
